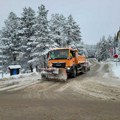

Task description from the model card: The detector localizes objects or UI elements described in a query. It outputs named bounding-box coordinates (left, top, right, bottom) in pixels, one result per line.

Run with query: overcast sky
left=0, top=0, right=120, bottom=45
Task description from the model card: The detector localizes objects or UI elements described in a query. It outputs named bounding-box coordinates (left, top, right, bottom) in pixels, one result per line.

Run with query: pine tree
left=96, top=36, right=112, bottom=61
left=1, top=12, right=21, bottom=68
left=107, top=35, right=114, bottom=57
left=65, top=15, right=81, bottom=48
left=20, top=7, right=36, bottom=72
left=49, top=14, right=67, bottom=47
left=84, top=44, right=96, bottom=57
left=32, top=4, right=55, bottom=68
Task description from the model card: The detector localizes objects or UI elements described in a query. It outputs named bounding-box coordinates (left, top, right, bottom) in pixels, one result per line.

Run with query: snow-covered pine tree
left=0, top=31, right=4, bottom=69
left=32, top=4, right=55, bottom=68
left=85, top=44, right=96, bottom=58
left=1, top=12, right=21, bottom=68
left=96, top=36, right=111, bottom=61
left=117, top=43, right=120, bottom=60
left=20, top=7, right=36, bottom=72
left=114, top=30, right=120, bottom=59
left=78, top=42, right=88, bottom=56
left=49, top=14, right=83, bottom=53
left=107, top=35, right=114, bottom=57
left=113, top=34, right=117, bottom=48
left=49, top=14, right=67, bottom=47
left=65, top=15, right=81, bottom=48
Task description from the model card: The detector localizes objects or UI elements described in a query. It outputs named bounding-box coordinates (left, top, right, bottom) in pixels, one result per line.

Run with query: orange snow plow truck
left=41, top=48, right=88, bottom=81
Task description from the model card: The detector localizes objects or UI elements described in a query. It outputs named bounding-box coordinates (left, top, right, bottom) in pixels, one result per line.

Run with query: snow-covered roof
left=51, top=47, right=76, bottom=51
left=8, top=65, right=21, bottom=69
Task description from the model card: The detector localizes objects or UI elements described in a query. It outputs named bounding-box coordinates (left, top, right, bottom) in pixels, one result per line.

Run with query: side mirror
left=47, top=53, right=49, bottom=59
left=68, top=56, right=72, bottom=59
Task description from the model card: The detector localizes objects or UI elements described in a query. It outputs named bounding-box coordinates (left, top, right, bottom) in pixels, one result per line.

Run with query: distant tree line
left=0, top=4, right=82, bottom=72
left=95, top=35, right=117, bottom=61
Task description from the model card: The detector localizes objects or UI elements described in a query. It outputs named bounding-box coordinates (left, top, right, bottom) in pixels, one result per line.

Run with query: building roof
left=51, top=47, right=76, bottom=51
left=8, top=65, right=21, bottom=69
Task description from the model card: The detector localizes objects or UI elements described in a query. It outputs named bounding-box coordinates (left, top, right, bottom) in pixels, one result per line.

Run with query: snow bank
left=0, top=73, right=10, bottom=79
left=0, top=72, right=40, bottom=80
left=0, top=72, right=41, bottom=92
left=110, top=62, right=120, bottom=79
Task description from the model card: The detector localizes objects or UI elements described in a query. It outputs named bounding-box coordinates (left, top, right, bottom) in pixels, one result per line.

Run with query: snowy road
left=0, top=59, right=120, bottom=120
left=19, top=60, right=120, bottom=101
left=1, top=59, right=120, bottom=101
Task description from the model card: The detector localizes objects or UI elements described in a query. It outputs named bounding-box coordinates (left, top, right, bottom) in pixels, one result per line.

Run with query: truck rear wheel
left=81, top=67, right=87, bottom=74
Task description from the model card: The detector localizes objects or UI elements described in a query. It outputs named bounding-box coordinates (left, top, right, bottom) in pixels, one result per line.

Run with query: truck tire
left=72, top=67, right=77, bottom=78
left=81, top=66, right=87, bottom=74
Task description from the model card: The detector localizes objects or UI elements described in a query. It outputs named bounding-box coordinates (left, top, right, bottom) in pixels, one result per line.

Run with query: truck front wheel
left=72, top=67, right=77, bottom=78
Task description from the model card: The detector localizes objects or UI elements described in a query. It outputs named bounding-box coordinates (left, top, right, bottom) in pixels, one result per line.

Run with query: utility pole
left=116, top=27, right=120, bottom=55
left=116, top=27, right=120, bottom=42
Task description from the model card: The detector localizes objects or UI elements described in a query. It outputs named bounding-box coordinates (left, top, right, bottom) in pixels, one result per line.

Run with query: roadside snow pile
left=110, top=62, right=120, bottom=79
left=0, top=72, right=39, bottom=80
left=0, top=72, right=41, bottom=92
left=0, top=73, right=10, bottom=79
left=88, top=58, right=98, bottom=64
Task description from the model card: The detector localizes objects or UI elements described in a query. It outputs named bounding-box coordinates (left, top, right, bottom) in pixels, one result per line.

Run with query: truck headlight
left=66, top=67, right=70, bottom=70
left=49, top=63, right=52, bottom=67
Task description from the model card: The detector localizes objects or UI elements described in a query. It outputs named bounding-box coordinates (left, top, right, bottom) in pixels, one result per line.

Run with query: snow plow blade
left=41, top=68, right=67, bottom=82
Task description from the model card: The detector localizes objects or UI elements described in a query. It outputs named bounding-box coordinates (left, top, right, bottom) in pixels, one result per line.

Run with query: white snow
left=0, top=72, right=41, bottom=92
left=0, top=72, right=10, bottom=79
left=110, top=61, right=120, bottom=79
left=8, top=65, right=21, bottom=69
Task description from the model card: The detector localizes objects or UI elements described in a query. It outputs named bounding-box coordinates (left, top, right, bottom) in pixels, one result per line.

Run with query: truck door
left=70, top=50, right=76, bottom=65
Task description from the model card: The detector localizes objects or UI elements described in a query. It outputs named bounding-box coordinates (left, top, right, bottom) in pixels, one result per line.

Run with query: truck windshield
left=49, top=49, right=69, bottom=59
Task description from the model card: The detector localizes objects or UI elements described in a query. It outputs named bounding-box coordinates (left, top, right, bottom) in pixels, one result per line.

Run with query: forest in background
left=0, top=4, right=119, bottom=73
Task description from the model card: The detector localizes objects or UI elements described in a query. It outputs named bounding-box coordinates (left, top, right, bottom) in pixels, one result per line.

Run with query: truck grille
left=52, top=62, right=66, bottom=68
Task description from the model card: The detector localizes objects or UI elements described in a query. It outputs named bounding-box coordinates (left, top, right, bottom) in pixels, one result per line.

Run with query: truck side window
left=73, top=51, right=76, bottom=57
left=47, top=52, right=50, bottom=58
left=70, top=51, right=75, bottom=57
left=78, top=51, right=84, bottom=55
left=70, top=51, right=73, bottom=58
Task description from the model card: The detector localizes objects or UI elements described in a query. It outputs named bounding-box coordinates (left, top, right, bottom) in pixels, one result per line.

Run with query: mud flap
left=41, top=68, right=67, bottom=82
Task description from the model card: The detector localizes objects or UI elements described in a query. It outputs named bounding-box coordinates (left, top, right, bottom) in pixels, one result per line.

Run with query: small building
left=8, top=65, right=21, bottom=76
